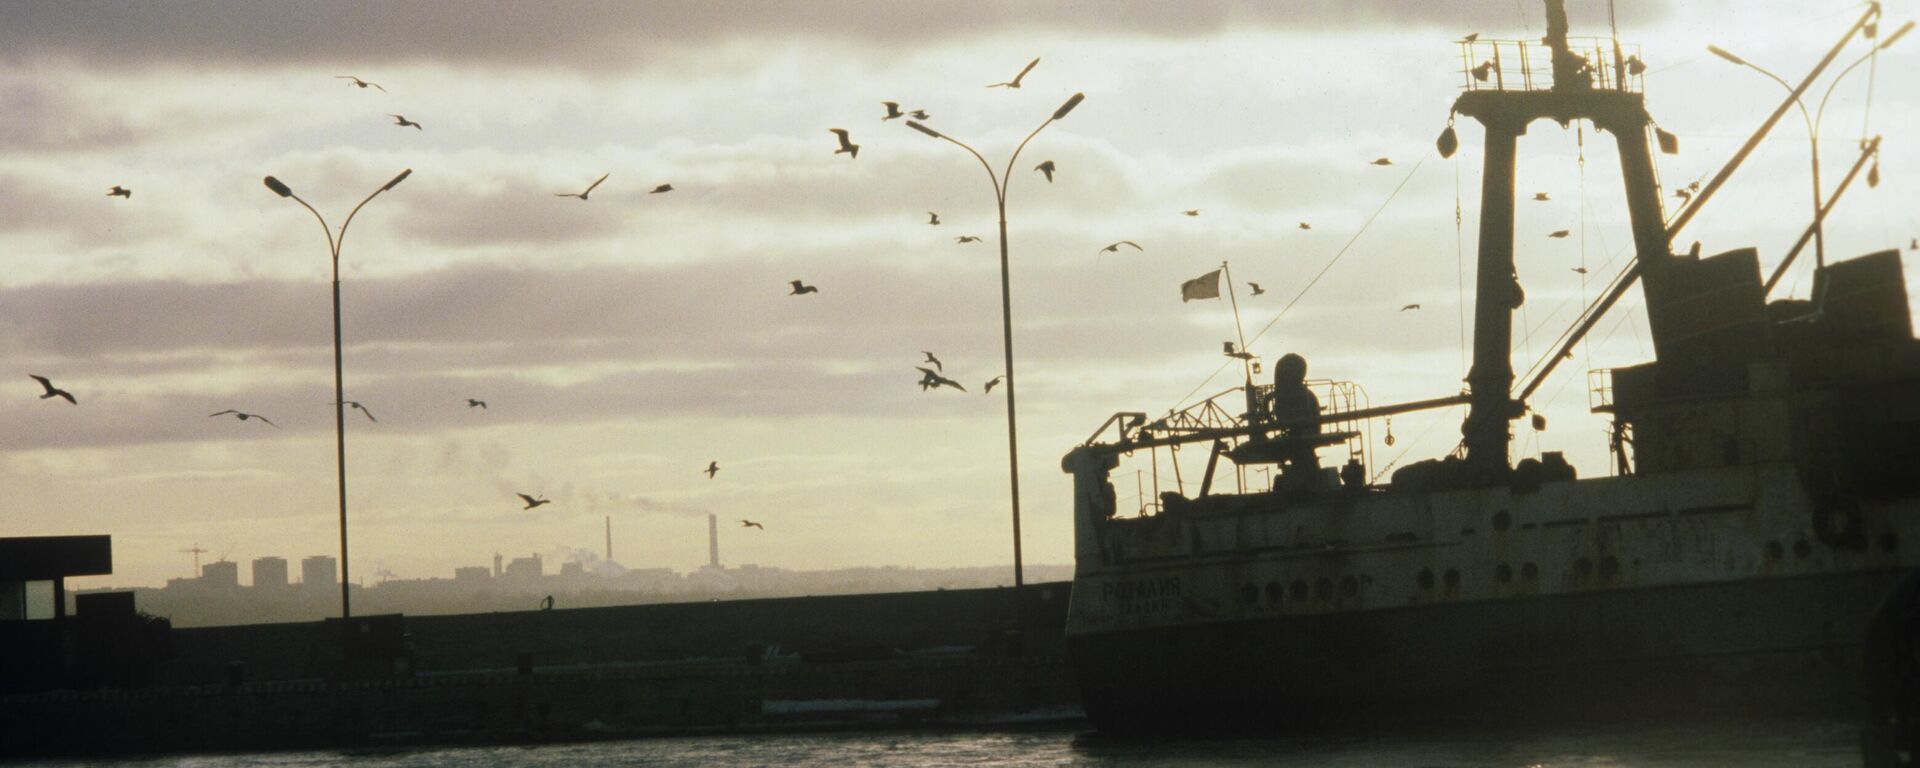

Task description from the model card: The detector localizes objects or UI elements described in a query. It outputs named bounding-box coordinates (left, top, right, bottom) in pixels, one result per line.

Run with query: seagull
left=988, top=57, right=1040, bottom=89
left=335, top=400, right=377, bottom=422
left=556, top=173, right=610, bottom=200
left=336, top=75, right=387, bottom=92
left=829, top=128, right=859, bottom=159
left=1223, top=341, right=1255, bottom=361
left=387, top=114, right=422, bottom=130
left=650, top=183, right=673, bottom=194
left=29, top=375, right=76, bottom=404
left=1571, top=266, right=1589, bottom=275
left=921, top=351, right=943, bottom=372
left=927, top=211, right=940, bottom=225
left=1548, top=230, right=1571, bottom=239
left=789, top=280, right=818, bottom=295
left=1533, top=192, right=1550, bottom=201
left=1626, top=55, right=1646, bottom=76
left=706, top=461, right=720, bottom=478
left=1401, top=304, right=1422, bottom=312
left=1674, top=187, right=1694, bottom=204
left=916, top=367, right=967, bottom=392
left=909, top=109, right=930, bottom=120
left=1249, top=282, right=1266, bottom=296
left=882, top=101, right=905, bottom=121
left=467, top=399, right=488, bottom=409
left=984, top=375, right=1004, bottom=394
left=1370, top=157, right=1393, bottom=166
left=1297, top=222, right=1311, bottom=230
left=1098, top=240, right=1143, bottom=254
left=1182, top=209, right=1200, bottom=217
left=740, top=519, right=764, bottom=529
left=517, top=493, right=550, bottom=510
left=209, top=410, right=277, bottom=427
left=955, top=235, right=981, bottom=243
left=1472, top=61, right=1494, bottom=82
left=107, top=186, right=132, bottom=198
left=1035, top=160, right=1055, bottom=182
left=1463, top=33, right=1479, bottom=43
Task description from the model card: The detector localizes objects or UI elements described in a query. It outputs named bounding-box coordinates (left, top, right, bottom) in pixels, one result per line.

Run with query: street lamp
left=263, top=168, right=411, bottom=619
left=1708, top=19, right=1909, bottom=268
left=907, top=92, right=1083, bottom=590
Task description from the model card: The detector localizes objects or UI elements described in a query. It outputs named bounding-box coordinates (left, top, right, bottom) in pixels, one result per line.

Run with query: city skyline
left=3, top=0, right=1916, bottom=590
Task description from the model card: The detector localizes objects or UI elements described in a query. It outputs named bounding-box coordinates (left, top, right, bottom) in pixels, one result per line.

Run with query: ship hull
left=1069, top=568, right=1905, bottom=733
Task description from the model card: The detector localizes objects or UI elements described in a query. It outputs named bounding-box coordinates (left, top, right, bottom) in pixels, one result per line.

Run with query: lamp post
left=908, top=92, right=1084, bottom=590
left=263, top=169, right=411, bottom=619
left=1708, top=19, right=1909, bottom=268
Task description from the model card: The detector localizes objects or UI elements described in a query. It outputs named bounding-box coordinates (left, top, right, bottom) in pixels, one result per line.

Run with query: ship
left=1059, top=0, right=1920, bottom=734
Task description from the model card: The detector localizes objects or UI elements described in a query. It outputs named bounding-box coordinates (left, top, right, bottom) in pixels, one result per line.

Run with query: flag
left=1180, top=269, right=1222, bottom=302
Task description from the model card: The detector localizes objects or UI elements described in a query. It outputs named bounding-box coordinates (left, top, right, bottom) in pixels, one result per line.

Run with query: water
left=13, top=718, right=1864, bottom=767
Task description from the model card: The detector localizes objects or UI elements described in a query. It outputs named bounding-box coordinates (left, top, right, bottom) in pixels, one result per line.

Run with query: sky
left=3, top=0, right=1916, bottom=591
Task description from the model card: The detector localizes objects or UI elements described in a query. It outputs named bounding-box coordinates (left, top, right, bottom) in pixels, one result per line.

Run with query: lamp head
left=263, top=176, right=293, bottom=198
left=1706, top=44, right=1747, bottom=66
left=383, top=168, right=412, bottom=192
left=1052, top=92, right=1085, bottom=121
left=905, top=120, right=943, bottom=139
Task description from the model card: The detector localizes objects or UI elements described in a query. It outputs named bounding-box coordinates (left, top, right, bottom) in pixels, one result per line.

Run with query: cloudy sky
left=4, top=1, right=1915, bottom=591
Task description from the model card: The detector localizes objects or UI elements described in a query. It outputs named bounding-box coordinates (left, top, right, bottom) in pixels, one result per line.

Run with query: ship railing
left=1588, top=368, right=1616, bottom=413
left=1458, top=37, right=1643, bottom=94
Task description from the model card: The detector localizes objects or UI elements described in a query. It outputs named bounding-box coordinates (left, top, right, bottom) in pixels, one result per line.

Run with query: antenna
left=179, top=543, right=208, bottom=576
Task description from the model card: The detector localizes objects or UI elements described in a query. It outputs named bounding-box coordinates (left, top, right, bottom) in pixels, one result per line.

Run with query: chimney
left=605, top=516, right=613, bottom=562
left=708, top=513, right=720, bottom=569
left=493, top=551, right=502, bottom=578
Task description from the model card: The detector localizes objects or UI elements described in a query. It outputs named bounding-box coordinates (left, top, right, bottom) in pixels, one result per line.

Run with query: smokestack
left=605, top=516, right=612, bottom=562
left=708, top=513, right=720, bottom=569
left=493, top=552, right=502, bottom=578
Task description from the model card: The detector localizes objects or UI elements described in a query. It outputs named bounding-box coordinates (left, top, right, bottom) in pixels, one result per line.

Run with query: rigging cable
left=1456, top=149, right=1468, bottom=384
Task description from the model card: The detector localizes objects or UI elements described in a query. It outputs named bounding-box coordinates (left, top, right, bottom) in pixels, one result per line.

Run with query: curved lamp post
left=907, top=92, right=1083, bottom=589
left=1708, top=19, right=1909, bottom=268
left=263, top=169, right=411, bottom=619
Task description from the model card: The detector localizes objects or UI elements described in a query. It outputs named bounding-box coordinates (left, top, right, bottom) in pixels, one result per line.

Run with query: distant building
left=200, top=560, right=240, bottom=588
left=301, top=555, right=337, bottom=587
left=503, top=554, right=542, bottom=579
left=559, top=561, right=585, bottom=578
left=454, top=566, right=490, bottom=582
left=251, top=556, right=288, bottom=588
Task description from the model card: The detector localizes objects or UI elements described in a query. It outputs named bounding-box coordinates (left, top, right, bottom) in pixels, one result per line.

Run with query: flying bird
left=1182, top=209, right=1200, bottom=217
left=336, top=75, right=387, bottom=92
left=829, top=128, right=859, bottom=159
left=789, top=280, right=818, bottom=295
left=387, top=114, right=422, bottom=130
left=1371, top=157, right=1393, bottom=166
left=988, top=57, right=1040, bottom=89
left=29, top=375, right=76, bottom=404
left=1098, top=240, right=1143, bottom=254
left=1472, top=61, right=1494, bottom=82
left=1548, top=230, right=1571, bottom=239
left=1035, top=160, right=1055, bottom=182
left=1571, top=266, right=1589, bottom=275
left=336, top=400, right=377, bottom=422
left=467, top=399, right=488, bottom=409
left=1249, top=282, right=1266, bottom=296
left=1533, top=192, right=1551, bottom=201
left=740, top=519, right=764, bottom=529
left=1674, top=187, right=1694, bottom=204
left=927, top=211, right=940, bottom=225
left=1223, top=341, right=1255, bottom=361
left=556, top=173, right=610, bottom=200
left=955, top=235, right=982, bottom=243
left=984, top=375, right=1004, bottom=394
left=1401, top=304, right=1422, bottom=312
left=1463, top=32, right=1480, bottom=43
left=107, top=186, right=132, bottom=198
left=1297, top=222, right=1311, bottom=230
left=650, top=183, right=673, bottom=194
left=882, top=101, right=905, bottom=121
left=517, top=493, right=551, bottom=510
left=209, top=410, right=277, bottom=427
left=909, top=109, right=930, bottom=120
left=705, top=461, right=720, bottom=478
left=921, top=351, right=942, bottom=371
left=916, top=367, right=967, bottom=392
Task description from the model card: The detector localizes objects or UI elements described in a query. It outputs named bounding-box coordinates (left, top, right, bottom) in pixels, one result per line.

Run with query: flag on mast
left=1181, top=269, right=1222, bottom=302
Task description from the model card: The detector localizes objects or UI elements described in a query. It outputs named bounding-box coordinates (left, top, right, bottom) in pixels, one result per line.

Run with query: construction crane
left=180, top=543, right=208, bottom=576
